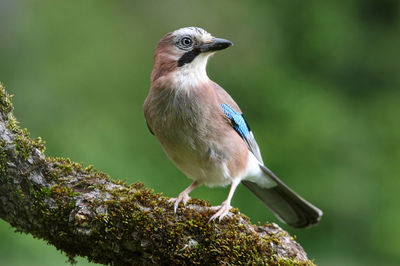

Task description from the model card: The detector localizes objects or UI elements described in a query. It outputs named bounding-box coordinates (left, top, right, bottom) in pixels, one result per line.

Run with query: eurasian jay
left=143, top=27, right=322, bottom=228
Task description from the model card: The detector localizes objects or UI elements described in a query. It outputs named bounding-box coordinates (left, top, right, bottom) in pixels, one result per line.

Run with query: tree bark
left=0, top=83, right=314, bottom=265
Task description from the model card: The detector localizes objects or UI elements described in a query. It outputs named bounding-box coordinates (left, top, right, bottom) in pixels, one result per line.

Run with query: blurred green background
left=1, top=0, right=399, bottom=265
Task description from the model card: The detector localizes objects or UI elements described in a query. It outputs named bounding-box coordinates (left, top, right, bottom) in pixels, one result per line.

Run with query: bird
left=143, top=27, right=323, bottom=228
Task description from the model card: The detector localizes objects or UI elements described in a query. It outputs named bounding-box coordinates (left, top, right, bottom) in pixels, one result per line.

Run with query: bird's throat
left=174, top=54, right=210, bottom=89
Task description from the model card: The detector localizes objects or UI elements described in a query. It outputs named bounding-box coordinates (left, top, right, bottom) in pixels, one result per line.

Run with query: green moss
left=6, top=114, right=19, bottom=132
left=50, top=184, right=81, bottom=198
left=0, top=83, right=13, bottom=114
left=0, top=85, right=45, bottom=160
left=46, top=157, right=111, bottom=182
left=13, top=135, right=31, bottom=160
left=12, top=133, right=46, bottom=160
left=0, top=141, right=7, bottom=178
left=32, top=187, right=69, bottom=227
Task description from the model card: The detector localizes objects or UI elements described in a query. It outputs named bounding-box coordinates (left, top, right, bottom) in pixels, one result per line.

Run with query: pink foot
left=169, top=191, right=191, bottom=213
left=209, top=201, right=233, bottom=222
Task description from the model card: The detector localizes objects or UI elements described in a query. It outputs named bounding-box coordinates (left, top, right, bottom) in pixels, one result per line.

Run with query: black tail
left=242, top=165, right=322, bottom=228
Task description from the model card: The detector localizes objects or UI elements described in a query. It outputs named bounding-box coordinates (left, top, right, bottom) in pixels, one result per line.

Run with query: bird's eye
left=180, top=37, right=193, bottom=47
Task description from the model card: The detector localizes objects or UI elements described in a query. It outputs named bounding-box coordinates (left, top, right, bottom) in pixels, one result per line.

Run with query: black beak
left=199, top=38, right=233, bottom=53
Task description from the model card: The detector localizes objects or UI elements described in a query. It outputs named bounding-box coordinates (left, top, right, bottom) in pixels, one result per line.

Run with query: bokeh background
left=1, top=0, right=399, bottom=265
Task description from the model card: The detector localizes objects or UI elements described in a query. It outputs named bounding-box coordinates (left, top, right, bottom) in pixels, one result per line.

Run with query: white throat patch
left=173, top=53, right=212, bottom=89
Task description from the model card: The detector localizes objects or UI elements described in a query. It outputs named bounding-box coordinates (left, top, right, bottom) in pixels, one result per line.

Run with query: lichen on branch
left=0, top=83, right=314, bottom=265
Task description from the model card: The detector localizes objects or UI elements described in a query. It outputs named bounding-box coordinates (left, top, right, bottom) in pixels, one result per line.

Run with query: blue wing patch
left=220, top=103, right=251, bottom=139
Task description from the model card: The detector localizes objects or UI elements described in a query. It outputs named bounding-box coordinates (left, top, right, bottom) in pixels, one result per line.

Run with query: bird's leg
left=209, top=178, right=241, bottom=222
left=170, top=181, right=199, bottom=213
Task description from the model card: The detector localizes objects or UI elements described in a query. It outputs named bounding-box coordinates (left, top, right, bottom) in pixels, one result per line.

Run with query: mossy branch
left=0, top=83, right=314, bottom=265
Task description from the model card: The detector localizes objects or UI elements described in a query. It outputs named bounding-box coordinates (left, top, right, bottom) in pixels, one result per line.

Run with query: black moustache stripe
left=177, top=48, right=201, bottom=67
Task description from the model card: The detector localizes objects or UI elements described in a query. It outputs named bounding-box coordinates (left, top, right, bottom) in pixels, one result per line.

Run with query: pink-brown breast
left=144, top=77, right=249, bottom=186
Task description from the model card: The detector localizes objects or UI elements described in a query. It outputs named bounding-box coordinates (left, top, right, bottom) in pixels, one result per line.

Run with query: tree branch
left=0, top=83, right=314, bottom=265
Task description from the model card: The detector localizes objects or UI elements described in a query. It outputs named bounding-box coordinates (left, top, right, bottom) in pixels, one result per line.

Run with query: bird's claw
left=169, top=191, right=191, bottom=213
left=209, top=201, right=232, bottom=222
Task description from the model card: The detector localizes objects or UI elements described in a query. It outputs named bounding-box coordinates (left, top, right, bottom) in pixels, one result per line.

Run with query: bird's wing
left=212, top=82, right=263, bottom=163
left=219, top=103, right=263, bottom=163
left=213, top=82, right=322, bottom=228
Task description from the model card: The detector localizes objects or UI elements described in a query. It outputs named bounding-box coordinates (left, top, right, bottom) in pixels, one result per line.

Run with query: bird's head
left=151, top=27, right=232, bottom=83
